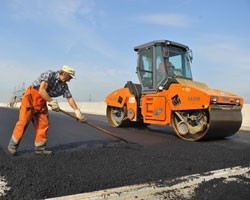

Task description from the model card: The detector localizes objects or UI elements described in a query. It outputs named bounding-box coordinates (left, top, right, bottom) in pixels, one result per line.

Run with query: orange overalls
left=11, top=86, right=49, bottom=148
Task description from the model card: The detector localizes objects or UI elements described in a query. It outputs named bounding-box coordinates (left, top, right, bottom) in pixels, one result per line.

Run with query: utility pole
left=88, top=94, right=92, bottom=102
left=10, top=82, right=26, bottom=107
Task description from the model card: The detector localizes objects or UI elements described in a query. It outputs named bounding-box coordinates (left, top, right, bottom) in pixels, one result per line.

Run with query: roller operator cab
left=106, top=40, right=244, bottom=141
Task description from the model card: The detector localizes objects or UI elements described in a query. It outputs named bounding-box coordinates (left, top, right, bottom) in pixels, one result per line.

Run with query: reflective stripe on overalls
left=11, top=86, right=49, bottom=148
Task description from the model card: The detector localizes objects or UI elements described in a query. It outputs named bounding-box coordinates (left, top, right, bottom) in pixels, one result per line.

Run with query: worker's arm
left=67, top=97, right=78, bottom=110
left=39, top=81, right=53, bottom=102
left=67, top=97, right=87, bottom=122
left=39, top=81, right=59, bottom=111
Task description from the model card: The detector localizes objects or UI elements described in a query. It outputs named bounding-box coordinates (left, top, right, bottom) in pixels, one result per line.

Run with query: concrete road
left=0, top=107, right=250, bottom=200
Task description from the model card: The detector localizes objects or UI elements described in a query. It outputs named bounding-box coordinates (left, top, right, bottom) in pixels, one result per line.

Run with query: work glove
left=75, top=109, right=87, bottom=123
left=49, top=99, right=60, bottom=112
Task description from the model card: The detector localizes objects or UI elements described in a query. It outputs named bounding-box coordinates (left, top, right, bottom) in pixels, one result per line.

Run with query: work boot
left=35, top=145, right=53, bottom=155
left=8, top=137, right=19, bottom=156
left=8, top=145, right=17, bottom=155
left=35, top=149, right=53, bottom=155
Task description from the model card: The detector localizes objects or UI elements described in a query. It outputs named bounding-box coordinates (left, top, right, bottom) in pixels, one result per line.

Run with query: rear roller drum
left=106, top=106, right=149, bottom=127
left=106, top=106, right=128, bottom=127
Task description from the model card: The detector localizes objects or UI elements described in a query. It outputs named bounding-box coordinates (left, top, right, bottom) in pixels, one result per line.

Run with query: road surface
left=0, top=107, right=249, bottom=199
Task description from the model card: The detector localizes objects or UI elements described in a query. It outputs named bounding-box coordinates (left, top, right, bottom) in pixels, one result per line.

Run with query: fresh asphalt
left=0, top=107, right=250, bottom=200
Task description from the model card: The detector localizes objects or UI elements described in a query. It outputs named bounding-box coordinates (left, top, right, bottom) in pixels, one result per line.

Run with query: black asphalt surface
left=0, top=107, right=250, bottom=200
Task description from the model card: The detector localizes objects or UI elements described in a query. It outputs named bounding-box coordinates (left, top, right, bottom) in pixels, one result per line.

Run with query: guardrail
left=241, top=104, right=250, bottom=131
left=0, top=102, right=249, bottom=131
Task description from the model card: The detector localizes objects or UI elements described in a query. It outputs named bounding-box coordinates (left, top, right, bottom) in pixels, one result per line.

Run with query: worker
left=159, top=61, right=174, bottom=73
left=157, top=61, right=174, bottom=82
left=8, top=65, right=87, bottom=156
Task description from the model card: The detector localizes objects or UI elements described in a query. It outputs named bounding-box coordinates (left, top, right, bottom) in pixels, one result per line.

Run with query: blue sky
left=0, top=0, right=249, bottom=103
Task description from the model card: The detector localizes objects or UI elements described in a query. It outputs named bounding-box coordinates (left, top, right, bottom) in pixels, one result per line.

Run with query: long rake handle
left=58, top=108, right=128, bottom=143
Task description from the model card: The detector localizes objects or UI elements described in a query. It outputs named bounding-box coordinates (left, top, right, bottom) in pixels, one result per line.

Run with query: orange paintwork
left=106, top=81, right=244, bottom=125
left=106, top=88, right=131, bottom=108
left=106, top=87, right=138, bottom=121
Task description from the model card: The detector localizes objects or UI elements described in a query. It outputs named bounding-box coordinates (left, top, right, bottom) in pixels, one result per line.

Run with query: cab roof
left=134, top=40, right=189, bottom=52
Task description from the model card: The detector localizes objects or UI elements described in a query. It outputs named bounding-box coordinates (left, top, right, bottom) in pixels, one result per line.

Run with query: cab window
left=138, top=48, right=153, bottom=88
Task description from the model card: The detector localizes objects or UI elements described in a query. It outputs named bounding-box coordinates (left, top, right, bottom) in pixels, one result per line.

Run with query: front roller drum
left=204, top=105, right=242, bottom=139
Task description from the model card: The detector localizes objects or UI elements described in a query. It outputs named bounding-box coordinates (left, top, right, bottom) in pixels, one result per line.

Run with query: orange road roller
left=106, top=40, right=243, bottom=141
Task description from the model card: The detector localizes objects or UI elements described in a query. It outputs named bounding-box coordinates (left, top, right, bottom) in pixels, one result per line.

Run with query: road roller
left=105, top=40, right=243, bottom=141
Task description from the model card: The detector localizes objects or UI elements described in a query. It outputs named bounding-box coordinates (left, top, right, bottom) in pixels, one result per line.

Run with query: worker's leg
left=8, top=87, right=34, bottom=155
left=8, top=105, right=32, bottom=155
left=33, top=111, right=52, bottom=155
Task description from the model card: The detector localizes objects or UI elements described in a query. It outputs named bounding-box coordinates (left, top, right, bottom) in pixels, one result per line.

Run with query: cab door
left=137, top=46, right=167, bottom=123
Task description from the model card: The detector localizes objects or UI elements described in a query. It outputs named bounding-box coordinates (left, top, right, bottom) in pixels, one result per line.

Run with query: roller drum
left=204, top=105, right=242, bottom=139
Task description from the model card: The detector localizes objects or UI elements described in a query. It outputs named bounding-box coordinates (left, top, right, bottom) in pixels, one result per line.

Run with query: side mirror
left=188, top=50, right=193, bottom=63
left=163, top=47, right=169, bottom=57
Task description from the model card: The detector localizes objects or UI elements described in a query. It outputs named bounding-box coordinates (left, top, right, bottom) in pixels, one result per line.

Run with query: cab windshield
left=156, top=46, right=192, bottom=86
left=137, top=44, right=193, bottom=93
left=168, top=46, right=192, bottom=79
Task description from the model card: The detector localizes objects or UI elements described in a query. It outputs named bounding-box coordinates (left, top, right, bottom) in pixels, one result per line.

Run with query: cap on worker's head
left=61, top=65, right=76, bottom=79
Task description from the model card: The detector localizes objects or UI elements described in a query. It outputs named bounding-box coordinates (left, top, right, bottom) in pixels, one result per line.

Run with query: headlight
left=211, top=96, right=218, bottom=103
left=234, top=98, right=240, bottom=105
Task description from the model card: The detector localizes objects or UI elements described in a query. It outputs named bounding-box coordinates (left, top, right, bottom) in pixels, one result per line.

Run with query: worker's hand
left=74, top=109, right=87, bottom=123
left=49, top=99, right=60, bottom=112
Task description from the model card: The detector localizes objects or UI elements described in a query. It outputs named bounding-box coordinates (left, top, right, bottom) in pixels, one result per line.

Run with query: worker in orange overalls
left=8, top=65, right=87, bottom=155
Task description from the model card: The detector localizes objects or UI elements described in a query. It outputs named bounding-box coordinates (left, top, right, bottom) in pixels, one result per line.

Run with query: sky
left=0, top=0, right=249, bottom=103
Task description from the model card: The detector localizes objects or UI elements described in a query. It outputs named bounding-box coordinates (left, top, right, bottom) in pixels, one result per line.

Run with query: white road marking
left=46, top=166, right=250, bottom=200
left=0, top=176, right=10, bottom=197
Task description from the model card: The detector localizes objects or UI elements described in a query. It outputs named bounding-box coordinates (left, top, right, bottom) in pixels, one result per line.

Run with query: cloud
left=9, top=0, right=95, bottom=24
left=190, top=34, right=250, bottom=101
left=6, top=0, right=119, bottom=62
left=193, top=34, right=250, bottom=70
left=0, top=59, right=38, bottom=102
left=137, top=13, right=196, bottom=28
left=59, top=61, right=138, bottom=102
left=0, top=0, right=130, bottom=102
